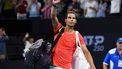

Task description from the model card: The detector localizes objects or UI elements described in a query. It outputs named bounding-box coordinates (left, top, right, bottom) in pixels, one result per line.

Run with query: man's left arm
left=78, top=33, right=95, bottom=69
left=81, top=44, right=96, bottom=69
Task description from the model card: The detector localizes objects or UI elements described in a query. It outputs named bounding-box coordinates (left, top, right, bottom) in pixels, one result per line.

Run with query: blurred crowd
left=0, top=0, right=122, bottom=20
left=0, top=26, right=34, bottom=61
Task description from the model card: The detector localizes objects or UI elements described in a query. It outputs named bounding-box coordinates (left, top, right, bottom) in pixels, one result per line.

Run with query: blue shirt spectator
left=103, top=38, right=122, bottom=69
left=96, top=0, right=107, bottom=17
left=27, top=0, right=41, bottom=18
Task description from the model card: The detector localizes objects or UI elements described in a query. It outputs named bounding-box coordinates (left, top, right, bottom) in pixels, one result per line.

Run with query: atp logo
left=84, top=35, right=105, bottom=52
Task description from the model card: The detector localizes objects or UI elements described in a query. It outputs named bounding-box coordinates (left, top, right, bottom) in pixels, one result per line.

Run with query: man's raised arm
left=51, top=0, right=60, bottom=29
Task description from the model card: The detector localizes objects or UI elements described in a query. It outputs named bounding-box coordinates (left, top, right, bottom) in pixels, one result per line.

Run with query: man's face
left=65, top=13, right=77, bottom=27
left=117, top=42, right=122, bottom=50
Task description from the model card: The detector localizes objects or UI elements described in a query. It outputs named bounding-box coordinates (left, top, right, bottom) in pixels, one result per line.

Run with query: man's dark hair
left=65, top=9, right=78, bottom=19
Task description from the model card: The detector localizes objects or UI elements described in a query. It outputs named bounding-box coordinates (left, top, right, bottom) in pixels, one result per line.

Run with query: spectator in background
left=108, top=0, right=121, bottom=16
left=41, top=0, right=52, bottom=19
left=23, top=32, right=34, bottom=58
left=16, top=0, right=28, bottom=20
left=27, top=0, right=41, bottom=19
left=96, top=0, right=107, bottom=17
left=103, top=38, right=122, bottom=69
left=84, top=0, right=98, bottom=18
left=0, top=27, right=8, bottom=62
left=67, top=0, right=83, bottom=18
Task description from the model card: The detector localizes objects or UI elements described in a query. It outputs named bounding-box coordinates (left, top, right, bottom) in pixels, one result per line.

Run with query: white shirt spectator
left=84, top=0, right=98, bottom=18
left=110, top=0, right=121, bottom=14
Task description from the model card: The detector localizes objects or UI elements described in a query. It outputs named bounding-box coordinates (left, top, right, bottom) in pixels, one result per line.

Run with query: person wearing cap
left=103, top=38, right=122, bottom=69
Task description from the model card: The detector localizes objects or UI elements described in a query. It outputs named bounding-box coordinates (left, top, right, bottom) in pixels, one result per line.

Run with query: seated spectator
left=16, top=0, right=28, bottom=20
